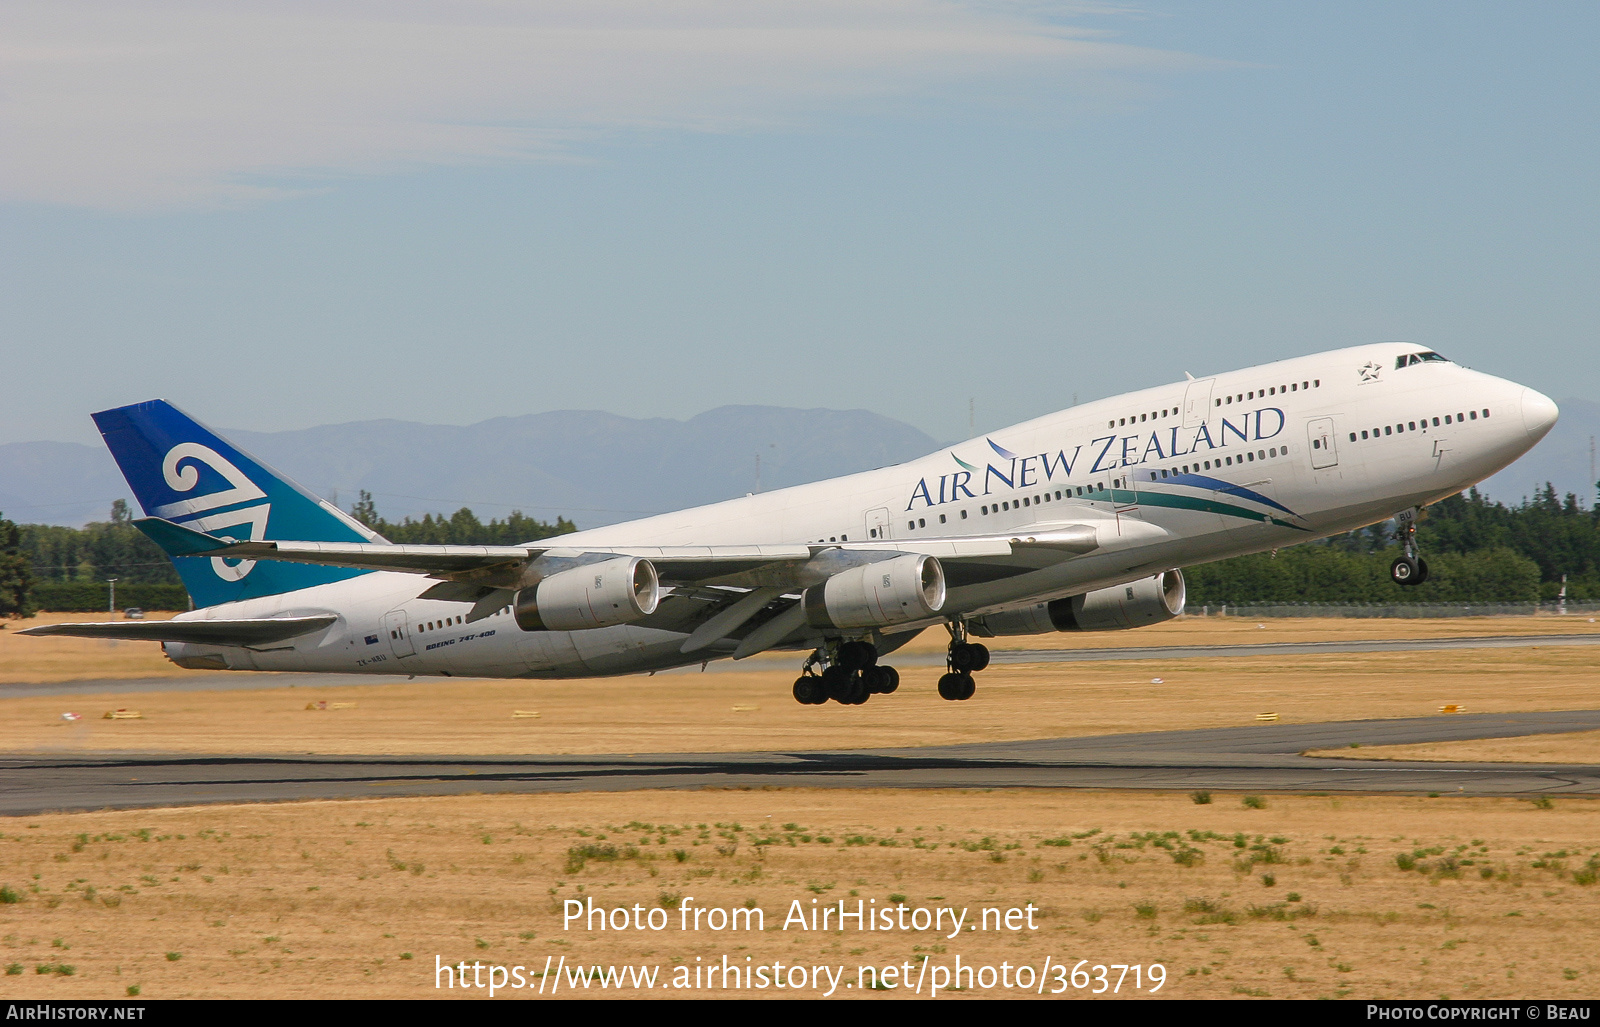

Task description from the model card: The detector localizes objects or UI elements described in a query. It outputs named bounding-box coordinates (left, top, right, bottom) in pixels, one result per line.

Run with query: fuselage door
left=1112, top=474, right=1141, bottom=534
left=384, top=609, right=416, bottom=658
left=1307, top=417, right=1339, bottom=469
left=1182, top=378, right=1215, bottom=429
left=865, top=507, right=891, bottom=541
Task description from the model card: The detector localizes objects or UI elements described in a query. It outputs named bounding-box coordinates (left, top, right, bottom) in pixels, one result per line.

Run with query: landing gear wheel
left=949, top=642, right=980, bottom=672
left=1390, top=556, right=1423, bottom=587
left=966, top=643, right=990, bottom=672
left=863, top=666, right=891, bottom=694
left=837, top=640, right=878, bottom=671
left=821, top=665, right=852, bottom=703
left=876, top=665, right=900, bottom=694
left=846, top=673, right=871, bottom=705
left=792, top=676, right=825, bottom=705
left=938, top=672, right=975, bottom=701
left=1391, top=508, right=1429, bottom=588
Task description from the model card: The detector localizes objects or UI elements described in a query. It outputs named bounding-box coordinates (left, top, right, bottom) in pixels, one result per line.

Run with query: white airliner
left=28, top=343, right=1558, bottom=705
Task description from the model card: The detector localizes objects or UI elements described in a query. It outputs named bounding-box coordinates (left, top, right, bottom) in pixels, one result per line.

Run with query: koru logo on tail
left=154, top=443, right=269, bottom=581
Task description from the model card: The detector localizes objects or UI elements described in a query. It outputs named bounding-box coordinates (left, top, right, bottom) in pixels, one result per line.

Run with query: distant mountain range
left=1, top=399, right=1592, bottom=530
left=0, top=406, right=941, bottom=528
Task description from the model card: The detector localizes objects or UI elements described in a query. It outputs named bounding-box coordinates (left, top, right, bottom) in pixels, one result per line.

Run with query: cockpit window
left=1395, top=351, right=1449, bottom=369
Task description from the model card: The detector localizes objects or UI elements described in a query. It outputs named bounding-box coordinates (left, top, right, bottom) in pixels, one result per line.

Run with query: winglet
left=133, top=517, right=233, bottom=557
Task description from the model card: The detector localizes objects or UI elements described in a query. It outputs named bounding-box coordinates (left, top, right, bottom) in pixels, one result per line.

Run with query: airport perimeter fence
left=1197, top=601, right=1600, bottom=619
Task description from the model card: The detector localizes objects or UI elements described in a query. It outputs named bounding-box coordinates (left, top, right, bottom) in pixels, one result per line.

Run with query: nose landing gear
left=1390, top=507, right=1430, bottom=587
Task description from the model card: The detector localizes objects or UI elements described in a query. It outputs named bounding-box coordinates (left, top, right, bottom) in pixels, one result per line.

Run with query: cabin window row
left=412, top=608, right=509, bottom=634
left=1348, top=409, right=1490, bottom=442
left=977, top=489, right=1074, bottom=517
left=1147, top=447, right=1286, bottom=478
left=1215, top=380, right=1318, bottom=408
left=903, top=510, right=971, bottom=531
left=1110, top=407, right=1178, bottom=429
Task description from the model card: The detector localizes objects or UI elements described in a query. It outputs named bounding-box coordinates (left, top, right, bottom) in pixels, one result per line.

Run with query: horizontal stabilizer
left=20, top=615, right=338, bottom=648
left=134, top=515, right=240, bottom=556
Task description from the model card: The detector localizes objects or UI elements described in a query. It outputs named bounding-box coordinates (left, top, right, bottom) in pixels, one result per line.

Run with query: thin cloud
left=0, top=1, right=1209, bottom=211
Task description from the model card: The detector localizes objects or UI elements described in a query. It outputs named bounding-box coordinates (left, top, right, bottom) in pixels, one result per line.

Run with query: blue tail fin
left=93, top=400, right=382, bottom=608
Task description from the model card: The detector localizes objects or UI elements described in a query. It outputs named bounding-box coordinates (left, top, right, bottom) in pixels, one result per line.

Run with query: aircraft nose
left=1520, top=387, right=1559, bottom=439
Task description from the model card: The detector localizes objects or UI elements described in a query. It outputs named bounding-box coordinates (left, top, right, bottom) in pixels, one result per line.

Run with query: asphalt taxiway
left=4, top=709, right=1599, bottom=816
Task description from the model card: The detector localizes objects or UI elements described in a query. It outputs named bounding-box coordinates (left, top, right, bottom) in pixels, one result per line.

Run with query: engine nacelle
left=972, top=569, right=1185, bottom=635
left=514, top=557, right=660, bottom=632
left=802, top=553, right=946, bottom=630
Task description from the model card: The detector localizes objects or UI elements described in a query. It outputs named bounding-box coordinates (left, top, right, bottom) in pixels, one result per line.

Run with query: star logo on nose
left=1358, top=361, right=1382, bottom=383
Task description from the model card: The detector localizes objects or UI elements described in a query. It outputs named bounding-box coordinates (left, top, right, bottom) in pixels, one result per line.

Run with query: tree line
left=2, top=493, right=574, bottom=615
left=347, top=491, right=576, bottom=546
left=2, top=484, right=1596, bottom=615
left=1185, top=486, right=1600, bottom=605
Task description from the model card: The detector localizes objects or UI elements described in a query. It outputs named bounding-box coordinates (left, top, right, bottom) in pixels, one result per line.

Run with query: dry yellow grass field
left=2, top=789, right=1598, bottom=1000
left=0, top=612, right=188, bottom=683
left=3, top=617, right=1598, bottom=756
left=1308, top=731, right=1600, bottom=765
left=4, top=616, right=1600, bottom=1000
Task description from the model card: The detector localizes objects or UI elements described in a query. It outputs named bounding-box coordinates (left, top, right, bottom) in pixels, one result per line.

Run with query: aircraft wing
left=132, top=517, right=1075, bottom=589
left=19, top=615, right=338, bottom=648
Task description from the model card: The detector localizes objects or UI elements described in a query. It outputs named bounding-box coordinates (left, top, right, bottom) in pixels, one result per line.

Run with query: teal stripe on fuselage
left=1131, top=488, right=1311, bottom=530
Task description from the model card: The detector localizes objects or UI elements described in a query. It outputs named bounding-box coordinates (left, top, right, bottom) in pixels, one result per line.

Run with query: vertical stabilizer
left=93, top=400, right=383, bottom=607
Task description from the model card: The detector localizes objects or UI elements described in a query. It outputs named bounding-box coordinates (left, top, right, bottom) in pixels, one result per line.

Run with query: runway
left=5, top=631, right=1598, bottom=698
left=5, top=709, right=1599, bottom=816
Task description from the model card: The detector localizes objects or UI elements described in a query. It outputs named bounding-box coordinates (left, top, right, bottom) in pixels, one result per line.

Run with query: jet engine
left=971, top=569, right=1185, bottom=635
left=514, top=557, right=660, bottom=632
left=802, top=553, right=946, bottom=630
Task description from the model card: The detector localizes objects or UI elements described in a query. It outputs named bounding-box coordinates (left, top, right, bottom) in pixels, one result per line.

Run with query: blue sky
left=2, top=1, right=1596, bottom=447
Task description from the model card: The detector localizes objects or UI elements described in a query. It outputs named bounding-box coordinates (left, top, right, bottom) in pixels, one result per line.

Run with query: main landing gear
left=789, top=624, right=990, bottom=706
left=1390, top=507, right=1430, bottom=587
left=938, top=620, right=989, bottom=702
left=791, top=640, right=900, bottom=705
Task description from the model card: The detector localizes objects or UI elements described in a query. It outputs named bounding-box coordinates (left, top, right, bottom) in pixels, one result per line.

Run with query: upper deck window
left=1395, top=351, right=1449, bottom=369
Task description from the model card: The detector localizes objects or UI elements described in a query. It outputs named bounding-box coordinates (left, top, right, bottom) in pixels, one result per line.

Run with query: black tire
left=950, top=643, right=979, bottom=672
left=792, top=676, right=823, bottom=705
left=1390, top=556, right=1420, bottom=586
left=863, top=666, right=891, bottom=694
left=938, top=672, right=966, bottom=701
left=959, top=673, right=976, bottom=700
left=1414, top=558, right=1430, bottom=585
left=848, top=674, right=871, bottom=705
left=821, top=665, right=852, bottom=702
left=967, top=643, right=990, bottom=672
left=838, top=640, right=878, bottom=671
left=878, top=665, right=900, bottom=695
